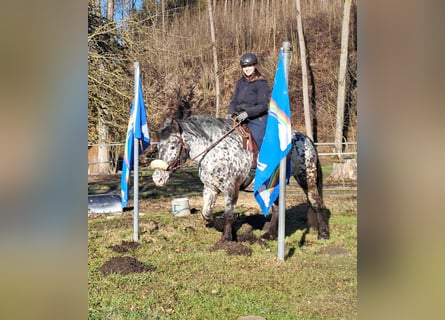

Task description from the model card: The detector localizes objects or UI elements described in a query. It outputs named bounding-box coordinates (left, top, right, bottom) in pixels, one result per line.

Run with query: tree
left=207, top=0, right=221, bottom=117
left=295, top=0, right=312, bottom=140
left=107, top=0, right=114, bottom=21
left=88, top=4, right=132, bottom=173
left=334, top=0, right=353, bottom=158
left=90, top=0, right=101, bottom=17
left=87, top=0, right=357, bottom=164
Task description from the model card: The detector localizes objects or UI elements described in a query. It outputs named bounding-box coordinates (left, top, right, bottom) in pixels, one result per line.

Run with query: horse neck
left=181, top=125, right=230, bottom=161
left=181, top=132, right=215, bottom=161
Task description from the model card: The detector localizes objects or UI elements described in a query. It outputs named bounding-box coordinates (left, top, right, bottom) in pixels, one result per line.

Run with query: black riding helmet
left=240, top=53, right=258, bottom=67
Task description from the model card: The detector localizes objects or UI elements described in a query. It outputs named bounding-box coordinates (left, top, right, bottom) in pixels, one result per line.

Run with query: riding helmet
left=240, top=53, right=258, bottom=67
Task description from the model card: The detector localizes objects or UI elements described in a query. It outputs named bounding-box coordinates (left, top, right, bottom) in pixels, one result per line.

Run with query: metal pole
left=133, top=62, right=140, bottom=242
left=278, top=41, right=291, bottom=261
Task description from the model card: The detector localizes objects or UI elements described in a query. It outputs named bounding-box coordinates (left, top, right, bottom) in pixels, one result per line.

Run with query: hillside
left=88, top=0, right=357, bottom=144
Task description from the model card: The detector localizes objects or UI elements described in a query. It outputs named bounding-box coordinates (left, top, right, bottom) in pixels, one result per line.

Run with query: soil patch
left=99, top=256, right=157, bottom=275
left=209, top=240, right=253, bottom=256
left=319, top=246, right=351, bottom=256
left=237, top=232, right=259, bottom=244
left=108, top=240, right=140, bottom=253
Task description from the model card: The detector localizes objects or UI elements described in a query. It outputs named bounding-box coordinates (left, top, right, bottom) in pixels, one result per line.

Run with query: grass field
left=88, top=168, right=357, bottom=319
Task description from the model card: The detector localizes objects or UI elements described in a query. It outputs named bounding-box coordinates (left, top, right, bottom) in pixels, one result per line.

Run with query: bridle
left=165, top=121, right=242, bottom=172
left=166, top=133, right=187, bottom=172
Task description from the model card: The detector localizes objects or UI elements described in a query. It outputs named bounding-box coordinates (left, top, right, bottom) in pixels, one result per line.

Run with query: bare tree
left=250, top=0, right=255, bottom=47
left=88, top=7, right=133, bottom=174
left=97, top=92, right=112, bottom=174
left=90, top=0, right=101, bottom=17
left=207, top=0, right=221, bottom=116
left=88, top=0, right=357, bottom=164
left=295, top=0, right=312, bottom=139
left=106, top=0, right=114, bottom=21
left=334, top=0, right=352, bottom=158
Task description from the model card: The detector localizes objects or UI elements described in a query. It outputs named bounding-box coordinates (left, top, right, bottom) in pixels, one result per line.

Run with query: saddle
left=233, top=119, right=258, bottom=170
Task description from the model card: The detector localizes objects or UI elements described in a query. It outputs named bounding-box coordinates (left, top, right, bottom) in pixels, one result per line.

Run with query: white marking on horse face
left=158, top=134, right=182, bottom=165
left=152, top=169, right=170, bottom=186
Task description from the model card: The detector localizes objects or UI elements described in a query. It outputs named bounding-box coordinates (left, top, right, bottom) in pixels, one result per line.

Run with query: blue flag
left=120, top=77, right=150, bottom=208
left=253, top=49, right=292, bottom=216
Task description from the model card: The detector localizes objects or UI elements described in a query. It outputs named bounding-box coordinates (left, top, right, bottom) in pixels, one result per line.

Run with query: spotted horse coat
left=152, top=115, right=330, bottom=242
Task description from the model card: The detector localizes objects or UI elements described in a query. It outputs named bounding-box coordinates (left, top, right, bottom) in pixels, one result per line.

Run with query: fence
left=88, top=141, right=356, bottom=173
left=87, top=143, right=158, bottom=174
left=314, top=141, right=357, bottom=157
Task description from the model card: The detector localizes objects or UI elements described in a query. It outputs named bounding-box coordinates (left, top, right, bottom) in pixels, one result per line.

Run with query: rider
left=228, top=52, right=271, bottom=152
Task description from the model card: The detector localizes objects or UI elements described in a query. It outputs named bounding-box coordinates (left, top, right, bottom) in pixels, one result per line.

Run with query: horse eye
left=170, top=146, right=176, bottom=150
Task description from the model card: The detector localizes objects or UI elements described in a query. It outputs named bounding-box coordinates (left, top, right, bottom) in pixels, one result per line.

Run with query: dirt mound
left=210, top=240, right=252, bottom=256
left=108, top=240, right=139, bottom=253
left=237, top=232, right=258, bottom=244
left=99, top=256, right=157, bottom=275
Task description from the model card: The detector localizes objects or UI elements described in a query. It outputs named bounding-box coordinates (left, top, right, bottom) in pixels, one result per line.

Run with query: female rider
left=228, top=52, right=271, bottom=151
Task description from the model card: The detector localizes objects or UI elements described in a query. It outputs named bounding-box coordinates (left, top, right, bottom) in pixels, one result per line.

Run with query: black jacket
left=228, top=75, right=270, bottom=119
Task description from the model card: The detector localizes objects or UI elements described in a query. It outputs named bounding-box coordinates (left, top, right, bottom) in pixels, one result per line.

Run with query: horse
left=151, top=115, right=330, bottom=242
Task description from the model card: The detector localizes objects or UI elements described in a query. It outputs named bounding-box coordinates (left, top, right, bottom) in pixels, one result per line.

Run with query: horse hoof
left=220, top=235, right=232, bottom=243
left=260, top=232, right=276, bottom=241
left=318, top=233, right=330, bottom=240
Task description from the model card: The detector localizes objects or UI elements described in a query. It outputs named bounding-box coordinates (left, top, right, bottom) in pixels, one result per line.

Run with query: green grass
left=322, top=164, right=333, bottom=177
left=88, top=170, right=357, bottom=319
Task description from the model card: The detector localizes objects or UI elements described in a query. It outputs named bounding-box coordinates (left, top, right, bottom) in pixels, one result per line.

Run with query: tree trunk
left=97, top=64, right=112, bottom=174
left=250, top=0, right=255, bottom=47
left=106, top=0, right=114, bottom=21
left=97, top=114, right=112, bottom=174
left=295, top=0, right=313, bottom=140
left=91, top=0, right=101, bottom=17
left=97, top=108, right=112, bottom=174
left=161, top=0, right=165, bottom=34
left=207, top=0, right=221, bottom=117
left=334, top=0, right=352, bottom=159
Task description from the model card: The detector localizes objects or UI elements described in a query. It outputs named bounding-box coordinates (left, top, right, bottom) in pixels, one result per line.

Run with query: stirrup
left=240, top=168, right=256, bottom=190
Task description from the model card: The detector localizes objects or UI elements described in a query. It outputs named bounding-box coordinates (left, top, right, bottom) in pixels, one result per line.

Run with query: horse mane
left=177, top=116, right=233, bottom=143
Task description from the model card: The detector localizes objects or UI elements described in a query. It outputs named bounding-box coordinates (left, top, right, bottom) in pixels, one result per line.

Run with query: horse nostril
left=153, top=176, right=163, bottom=185
left=152, top=170, right=169, bottom=186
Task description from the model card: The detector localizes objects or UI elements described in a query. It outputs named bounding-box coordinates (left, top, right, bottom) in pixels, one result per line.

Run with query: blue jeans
left=248, top=114, right=267, bottom=149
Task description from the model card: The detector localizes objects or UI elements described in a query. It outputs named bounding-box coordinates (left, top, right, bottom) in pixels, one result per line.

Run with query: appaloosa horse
left=151, top=115, right=330, bottom=242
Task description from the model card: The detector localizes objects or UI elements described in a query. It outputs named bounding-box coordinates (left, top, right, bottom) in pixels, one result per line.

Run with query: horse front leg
left=221, top=188, right=240, bottom=242
left=202, top=185, right=217, bottom=225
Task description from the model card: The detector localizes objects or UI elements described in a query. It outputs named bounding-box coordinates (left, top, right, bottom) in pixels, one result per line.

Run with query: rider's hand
left=236, top=111, right=248, bottom=122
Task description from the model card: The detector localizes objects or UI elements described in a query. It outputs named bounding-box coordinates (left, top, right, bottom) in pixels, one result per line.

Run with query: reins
left=168, top=121, right=242, bottom=172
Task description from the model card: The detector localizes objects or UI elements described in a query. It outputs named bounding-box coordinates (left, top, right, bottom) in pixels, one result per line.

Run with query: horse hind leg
left=260, top=203, right=278, bottom=241
left=307, top=204, right=331, bottom=240
left=293, top=133, right=330, bottom=240
left=306, top=166, right=331, bottom=240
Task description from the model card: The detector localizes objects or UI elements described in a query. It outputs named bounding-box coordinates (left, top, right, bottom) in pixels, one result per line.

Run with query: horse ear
left=162, top=117, right=173, bottom=129
left=160, top=116, right=180, bottom=134
left=172, top=117, right=181, bottom=132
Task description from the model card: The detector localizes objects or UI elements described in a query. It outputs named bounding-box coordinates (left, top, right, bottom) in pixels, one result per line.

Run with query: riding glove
left=236, top=111, right=248, bottom=122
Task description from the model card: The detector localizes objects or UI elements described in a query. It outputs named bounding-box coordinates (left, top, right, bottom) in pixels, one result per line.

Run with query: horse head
left=151, top=117, right=188, bottom=186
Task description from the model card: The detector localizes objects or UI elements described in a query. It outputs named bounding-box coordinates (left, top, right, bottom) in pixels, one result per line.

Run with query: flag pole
left=133, top=61, right=140, bottom=242
left=278, top=41, right=291, bottom=261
